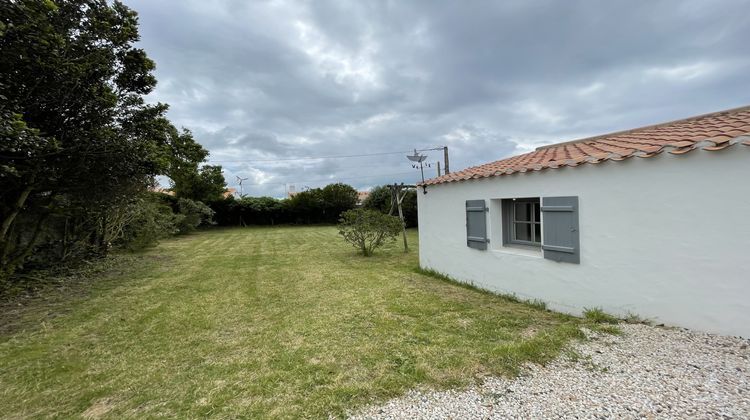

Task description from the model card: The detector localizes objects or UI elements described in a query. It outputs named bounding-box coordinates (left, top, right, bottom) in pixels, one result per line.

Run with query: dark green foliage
left=0, top=0, right=214, bottom=286
left=362, top=185, right=391, bottom=213
left=338, top=209, right=402, bottom=256
left=117, top=195, right=214, bottom=251
left=1, top=0, right=159, bottom=279
left=118, top=194, right=180, bottom=251
left=287, top=183, right=358, bottom=224
left=286, top=188, right=325, bottom=224
left=210, top=183, right=358, bottom=226
left=321, top=183, right=358, bottom=220
left=362, top=185, right=418, bottom=227
left=175, top=198, right=215, bottom=233
left=171, top=164, right=227, bottom=203
left=211, top=196, right=287, bottom=226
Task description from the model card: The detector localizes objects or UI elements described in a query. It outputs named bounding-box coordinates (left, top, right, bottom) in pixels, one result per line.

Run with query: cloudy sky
left=124, top=0, right=750, bottom=197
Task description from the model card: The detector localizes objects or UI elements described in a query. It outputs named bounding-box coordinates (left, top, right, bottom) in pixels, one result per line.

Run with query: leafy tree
left=362, top=185, right=418, bottom=227
left=321, top=183, right=358, bottom=222
left=338, top=209, right=402, bottom=256
left=114, top=193, right=179, bottom=251
left=0, top=0, right=210, bottom=284
left=120, top=107, right=209, bottom=183
left=175, top=198, right=215, bottom=233
left=283, top=183, right=358, bottom=224
left=211, top=196, right=288, bottom=226
left=164, top=128, right=209, bottom=181
left=171, top=164, right=227, bottom=203
left=240, top=196, right=286, bottom=225
left=161, top=127, right=226, bottom=203
left=287, top=188, right=325, bottom=224
left=209, top=183, right=360, bottom=226
left=362, top=185, right=392, bottom=213
left=0, top=109, right=57, bottom=249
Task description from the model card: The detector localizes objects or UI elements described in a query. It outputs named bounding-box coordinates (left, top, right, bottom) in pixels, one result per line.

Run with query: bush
left=176, top=198, right=215, bottom=233
left=119, top=196, right=179, bottom=251
left=210, top=196, right=288, bottom=226
left=338, top=209, right=402, bottom=256
left=209, top=183, right=359, bottom=226
left=115, top=196, right=214, bottom=251
left=286, top=184, right=357, bottom=224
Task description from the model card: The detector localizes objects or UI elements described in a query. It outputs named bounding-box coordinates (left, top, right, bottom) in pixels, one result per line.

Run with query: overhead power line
left=208, top=147, right=446, bottom=163
left=210, top=150, right=408, bottom=163
left=240, top=171, right=417, bottom=187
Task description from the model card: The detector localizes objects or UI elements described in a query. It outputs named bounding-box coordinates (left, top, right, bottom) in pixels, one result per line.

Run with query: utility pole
left=388, top=183, right=415, bottom=253
left=436, top=161, right=441, bottom=177
left=443, top=146, right=450, bottom=174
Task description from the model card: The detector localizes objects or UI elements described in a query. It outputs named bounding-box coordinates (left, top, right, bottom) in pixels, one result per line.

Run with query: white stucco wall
left=417, top=147, right=750, bottom=337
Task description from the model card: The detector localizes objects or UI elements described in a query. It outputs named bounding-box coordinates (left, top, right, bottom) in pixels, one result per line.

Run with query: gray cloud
left=125, top=0, right=750, bottom=197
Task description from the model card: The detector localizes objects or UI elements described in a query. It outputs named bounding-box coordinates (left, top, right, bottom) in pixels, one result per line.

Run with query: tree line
left=208, top=184, right=418, bottom=228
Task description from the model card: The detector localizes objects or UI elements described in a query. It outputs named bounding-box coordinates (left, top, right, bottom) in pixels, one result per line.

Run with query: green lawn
left=0, top=226, right=587, bottom=418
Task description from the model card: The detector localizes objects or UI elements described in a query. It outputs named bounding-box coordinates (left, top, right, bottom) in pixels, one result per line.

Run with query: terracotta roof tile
left=423, top=105, right=750, bottom=186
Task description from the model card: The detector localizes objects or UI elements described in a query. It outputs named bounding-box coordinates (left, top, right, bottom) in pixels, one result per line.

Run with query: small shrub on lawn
left=338, top=209, right=402, bottom=256
left=583, top=307, right=620, bottom=324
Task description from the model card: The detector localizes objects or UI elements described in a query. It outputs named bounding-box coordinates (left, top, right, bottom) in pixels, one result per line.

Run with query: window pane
left=534, top=223, right=541, bottom=244
left=514, top=202, right=532, bottom=221
left=514, top=222, right=532, bottom=241
left=534, top=203, right=540, bottom=223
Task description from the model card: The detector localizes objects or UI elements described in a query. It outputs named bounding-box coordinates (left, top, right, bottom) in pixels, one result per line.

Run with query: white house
left=417, top=106, right=750, bottom=337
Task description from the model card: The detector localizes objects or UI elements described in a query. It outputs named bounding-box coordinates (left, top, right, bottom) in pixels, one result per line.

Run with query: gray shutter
left=466, top=200, right=488, bottom=250
left=541, top=196, right=580, bottom=264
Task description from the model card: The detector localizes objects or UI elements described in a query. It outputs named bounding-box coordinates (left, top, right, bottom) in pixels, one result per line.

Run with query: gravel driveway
left=351, top=324, right=750, bottom=419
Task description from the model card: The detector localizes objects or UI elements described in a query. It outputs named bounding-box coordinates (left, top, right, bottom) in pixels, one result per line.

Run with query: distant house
left=417, top=106, right=750, bottom=337
left=149, top=186, right=175, bottom=196
left=356, top=190, right=370, bottom=206
left=150, top=187, right=237, bottom=199
left=224, top=188, right=237, bottom=199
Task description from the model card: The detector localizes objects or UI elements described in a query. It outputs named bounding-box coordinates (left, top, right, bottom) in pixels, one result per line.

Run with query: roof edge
left=419, top=137, right=750, bottom=187
left=536, top=104, right=750, bottom=151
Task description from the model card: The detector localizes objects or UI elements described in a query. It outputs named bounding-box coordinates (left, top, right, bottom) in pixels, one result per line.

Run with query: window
left=496, top=196, right=580, bottom=263
left=502, top=198, right=541, bottom=248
